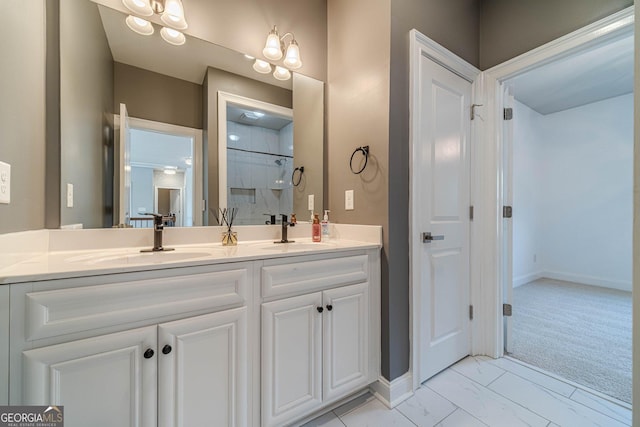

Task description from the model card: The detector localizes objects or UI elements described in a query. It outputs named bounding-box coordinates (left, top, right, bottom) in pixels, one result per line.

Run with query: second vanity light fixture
left=122, top=0, right=188, bottom=46
left=253, top=26, right=303, bottom=81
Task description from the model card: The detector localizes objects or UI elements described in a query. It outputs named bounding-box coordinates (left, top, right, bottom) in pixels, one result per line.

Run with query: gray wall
left=60, top=0, right=114, bottom=229
left=0, top=1, right=46, bottom=233
left=292, top=74, right=324, bottom=218
left=114, top=63, right=203, bottom=129
left=480, top=0, right=633, bottom=69
left=204, top=67, right=292, bottom=224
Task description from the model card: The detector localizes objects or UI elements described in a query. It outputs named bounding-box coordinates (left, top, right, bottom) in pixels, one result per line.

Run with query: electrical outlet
left=345, top=190, right=354, bottom=210
left=0, top=161, right=10, bottom=204
left=66, top=183, right=74, bottom=208
left=308, top=194, right=314, bottom=211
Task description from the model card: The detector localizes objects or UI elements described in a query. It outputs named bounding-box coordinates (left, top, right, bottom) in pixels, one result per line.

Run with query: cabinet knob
left=326, top=304, right=333, bottom=311
left=143, top=348, right=155, bottom=359
left=162, top=344, right=172, bottom=355
left=317, top=306, right=324, bottom=313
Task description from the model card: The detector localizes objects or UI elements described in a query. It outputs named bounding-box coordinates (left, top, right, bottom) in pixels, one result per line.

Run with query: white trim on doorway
left=409, top=29, right=481, bottom=392
left=479, top=6, right=634, bottom=358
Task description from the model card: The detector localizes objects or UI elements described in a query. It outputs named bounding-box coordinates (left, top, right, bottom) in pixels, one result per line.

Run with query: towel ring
left=292, top=166, right=304, bottom=187
left=349, top=146, right=369, bottom=174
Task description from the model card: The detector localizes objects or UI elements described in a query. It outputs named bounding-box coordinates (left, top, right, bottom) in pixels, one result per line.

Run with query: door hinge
left=469, top=305, right=474, bottom=320
left=469, top=205, right=474, bottom=221
left=504, top=107, right=513, bottom=120
left=471, top=104, right=483, bottom=120
left=503, top=205, right=513, bottom=218
left=503, top=303, right=513, bottom=317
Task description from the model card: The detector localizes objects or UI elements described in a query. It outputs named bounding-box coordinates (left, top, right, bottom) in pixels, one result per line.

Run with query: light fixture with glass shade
left=253, top=59, right=272, bottom=74
left=125, top=15, right=154, bottom=35
left=122, top=0, right=188, bottom=46
left=261, top=25, right=303, bottom=69
left=273, top=66, right=291, bottom=81
left=161, top=0, right=188, bottom=30
left=161, top=27, right=186, bottom=45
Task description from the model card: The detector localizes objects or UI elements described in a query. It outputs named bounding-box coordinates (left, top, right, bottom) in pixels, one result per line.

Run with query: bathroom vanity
left=0, top=224, right=381, bottom=427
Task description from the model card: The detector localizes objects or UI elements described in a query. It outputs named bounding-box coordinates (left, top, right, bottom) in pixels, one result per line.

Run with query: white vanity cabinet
left=10, top=263, right=250, bottom=427
left=260, top=252, right=379, bottom=427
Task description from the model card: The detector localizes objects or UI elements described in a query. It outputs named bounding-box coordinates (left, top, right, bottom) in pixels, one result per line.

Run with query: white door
left=22, top=326, right=157, bottom=427
left=262, top=293, right=323, bottom=427
left=169, top=189, right=182, bottom=226
left=416, top=57, right=472, bottom=382
left=323, top=283, right=369, bottom=401
left=158, top=308, right=247, bottom=427
left=118, top=103, right=132, bottom=226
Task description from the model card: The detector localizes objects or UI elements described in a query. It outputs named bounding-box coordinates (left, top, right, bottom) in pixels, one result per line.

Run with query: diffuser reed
left=218, top=207, right=238, bottom=246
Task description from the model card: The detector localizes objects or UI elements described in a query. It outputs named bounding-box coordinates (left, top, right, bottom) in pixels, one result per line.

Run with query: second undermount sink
left=65, top=248, right=221, bottom=266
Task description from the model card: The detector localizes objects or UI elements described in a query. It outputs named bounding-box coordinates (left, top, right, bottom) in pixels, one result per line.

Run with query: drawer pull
left=326, top=304, right=333, bottom=311
left=143, top=348, right=155, bottom=359
left=317, top=306, right=324, bottom=313
left=162, top=345, right=172, bottom=355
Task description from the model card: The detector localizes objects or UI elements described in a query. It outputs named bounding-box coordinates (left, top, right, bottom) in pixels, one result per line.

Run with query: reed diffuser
left=218, top=207, right=238, bottom=246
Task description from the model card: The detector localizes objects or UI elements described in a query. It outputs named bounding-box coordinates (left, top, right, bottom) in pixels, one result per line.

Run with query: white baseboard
left=542, top=271, right=632, bottom=292
left=370, top=372, right=414, bottom=408
left=513, top=271, right=543, bottom=287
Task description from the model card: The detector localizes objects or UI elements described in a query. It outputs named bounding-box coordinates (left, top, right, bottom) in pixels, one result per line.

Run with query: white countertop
left=0, top=224, right=382, bottom=285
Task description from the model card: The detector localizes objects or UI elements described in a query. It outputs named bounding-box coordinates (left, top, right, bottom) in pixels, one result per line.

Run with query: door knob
left=317, top=306, right=324, bottom=313
left=162, top=345, right=172, bottom=355
left=422, top=232, right=444, bottom=243
left=326, top=304, right=333, bottom=311
left=143, top=348, right=155, bottom=359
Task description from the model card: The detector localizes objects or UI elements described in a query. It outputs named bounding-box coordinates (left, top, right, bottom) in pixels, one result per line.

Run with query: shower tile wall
left=227, top=121, right=293, bottom=225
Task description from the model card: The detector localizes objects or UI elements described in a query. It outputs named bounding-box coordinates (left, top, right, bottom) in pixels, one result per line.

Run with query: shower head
left=274, top=158, right=286, bottom=166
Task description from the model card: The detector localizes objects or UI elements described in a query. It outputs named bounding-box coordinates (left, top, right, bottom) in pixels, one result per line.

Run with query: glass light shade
left=122, top=0, right=153, bottom=16
left=125, top=15, right=154, bottom=36
left=161, top=0, right=188, bottom=30
left=283, top=40, right=302, bottom=69
left=263, top=28, right=283, bottom=60
left=160, top=27, right=186, bottom=45
left=273, top=66, right=291, bottom=81
left=253, top=59, right=272, bottom=74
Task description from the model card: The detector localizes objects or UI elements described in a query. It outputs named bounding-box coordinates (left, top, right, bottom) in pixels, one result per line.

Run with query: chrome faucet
left=275, top=214, right=295, bottom=243
left=141, top=213, right=174, bottom=252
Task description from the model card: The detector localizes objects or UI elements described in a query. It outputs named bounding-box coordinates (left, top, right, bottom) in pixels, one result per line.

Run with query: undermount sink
left=65, top=249, right=220, bottom=266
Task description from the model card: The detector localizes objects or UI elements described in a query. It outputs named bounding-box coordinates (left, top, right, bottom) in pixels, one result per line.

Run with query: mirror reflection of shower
left=226, top=102, right=294, bottom=225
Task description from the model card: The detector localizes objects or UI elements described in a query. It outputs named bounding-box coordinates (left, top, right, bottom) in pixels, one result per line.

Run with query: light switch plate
left=345, top=190, right=354, bottom=210
left=0, top=161, right=10, bottom=204
left=308, top=194, right=314, bottom=211
left=66, top=183, right=74, bottom=208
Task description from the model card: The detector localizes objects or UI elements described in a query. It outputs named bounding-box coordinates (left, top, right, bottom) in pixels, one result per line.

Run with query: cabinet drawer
left=24, top=269, right=248, bottom=341
left=261, top=255, right=368, bottom=299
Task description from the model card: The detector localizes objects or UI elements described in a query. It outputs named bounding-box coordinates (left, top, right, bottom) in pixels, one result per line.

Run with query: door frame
left=154, top=186, right=183, bottom=226
left=480, top=7, right=634, bottom=358
left=409, top=29, right=481, bottom=391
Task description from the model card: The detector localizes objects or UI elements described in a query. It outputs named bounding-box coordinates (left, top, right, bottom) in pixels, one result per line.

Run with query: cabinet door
left=22, top=326, right=157, bottom=427
left=262, top=292, right=323, bottom=427
left=323, top=282, right=370, bottom=401
left=157, top=307, right=247, bottom=427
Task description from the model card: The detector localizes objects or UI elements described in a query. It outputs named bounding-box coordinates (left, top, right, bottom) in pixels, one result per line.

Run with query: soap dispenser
left=312, top=214, right=321, bottom=242
left=321, top=210, right=330, bottom=238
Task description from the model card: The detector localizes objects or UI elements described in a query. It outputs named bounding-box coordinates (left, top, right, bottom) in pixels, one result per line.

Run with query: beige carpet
left=510, top=278, right=632, bottom=403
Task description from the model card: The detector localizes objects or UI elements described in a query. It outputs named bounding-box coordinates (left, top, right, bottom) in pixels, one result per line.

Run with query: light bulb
left=125, top=15, right=154, bottom=36
left=283, top=40, right=302, bottom=69
left=253, top=59, right=272, bottom=74
left=263, top=27, right=283, bottom=61
left=161, top=0, right=188, bottom=30
left=273, top=66, right=291, bottom=81
left=122, top=0, right=153, bottom=16
left=160, top=27, right=186, bottom=45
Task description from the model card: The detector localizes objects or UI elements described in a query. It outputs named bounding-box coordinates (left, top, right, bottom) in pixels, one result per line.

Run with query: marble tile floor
left=302, top=356, right=632, bottom=427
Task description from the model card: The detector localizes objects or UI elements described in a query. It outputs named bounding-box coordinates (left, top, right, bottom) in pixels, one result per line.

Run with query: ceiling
left=508, top=35, right=633, bottom=115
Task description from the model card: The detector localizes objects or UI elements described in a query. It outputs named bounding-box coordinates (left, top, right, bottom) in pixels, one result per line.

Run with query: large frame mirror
left=57, top=0, right=324, bottom=228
